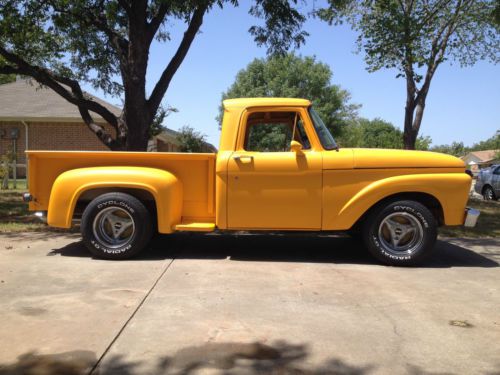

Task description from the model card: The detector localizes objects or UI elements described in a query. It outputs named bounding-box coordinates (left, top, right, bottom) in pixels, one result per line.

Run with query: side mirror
left=290, top=140, right=303, bottom=154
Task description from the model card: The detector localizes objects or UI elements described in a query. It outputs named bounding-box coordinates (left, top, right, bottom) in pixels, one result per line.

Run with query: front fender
left=336, top=173, right=470, bottom=229
left=48, top=166, right=182, bottom=233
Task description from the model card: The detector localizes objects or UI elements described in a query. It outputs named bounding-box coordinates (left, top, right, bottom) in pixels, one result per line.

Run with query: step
left=174, top=222, right=216, bottom=232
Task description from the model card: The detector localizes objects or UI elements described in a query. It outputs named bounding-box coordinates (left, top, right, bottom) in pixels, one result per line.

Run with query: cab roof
left=223, top=98, right=312, bottom=110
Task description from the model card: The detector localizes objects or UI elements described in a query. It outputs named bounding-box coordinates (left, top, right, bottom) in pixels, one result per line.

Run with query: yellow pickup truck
left=24, top=98, right=477, bottom=265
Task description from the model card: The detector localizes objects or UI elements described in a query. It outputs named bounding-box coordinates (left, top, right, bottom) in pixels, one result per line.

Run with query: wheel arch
left=333, top=173, right=470, bottom=230
left=353, top=192, right=445, bottom=229
left=47, top=166, right=183, bottom=233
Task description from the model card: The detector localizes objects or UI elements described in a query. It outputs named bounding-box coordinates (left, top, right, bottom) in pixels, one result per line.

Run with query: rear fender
left=48, top=166, right=182, bottom=233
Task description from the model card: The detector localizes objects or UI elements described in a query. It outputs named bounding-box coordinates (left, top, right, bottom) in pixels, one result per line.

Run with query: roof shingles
left=0, top=79, right=121, bottom=121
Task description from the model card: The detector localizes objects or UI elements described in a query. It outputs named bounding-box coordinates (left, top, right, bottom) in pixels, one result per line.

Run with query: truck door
left=226, top=109, right=322, bottom=230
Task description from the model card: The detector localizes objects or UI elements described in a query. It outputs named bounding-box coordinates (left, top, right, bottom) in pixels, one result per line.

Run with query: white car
left=474, top=165, right=500, bottom=200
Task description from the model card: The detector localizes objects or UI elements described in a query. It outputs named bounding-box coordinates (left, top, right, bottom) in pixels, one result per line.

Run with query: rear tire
left=81, top=192, right=153, bottom=260
left=362, top=200, right=437, bottom=266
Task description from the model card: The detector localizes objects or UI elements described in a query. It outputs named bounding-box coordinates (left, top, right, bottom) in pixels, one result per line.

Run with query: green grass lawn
left=0, top=181, right=49, bottom=232
left=1, top=182, right=499, bottom=237
left=439, top=198, right=500, bottom=238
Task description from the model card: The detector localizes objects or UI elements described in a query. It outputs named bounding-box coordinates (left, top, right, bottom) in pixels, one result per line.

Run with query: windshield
left=308, top=107, right=338, bottom=150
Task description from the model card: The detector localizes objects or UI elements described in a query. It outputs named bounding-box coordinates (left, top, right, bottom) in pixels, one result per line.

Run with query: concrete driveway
left=0, top=232, right=499, bottom=375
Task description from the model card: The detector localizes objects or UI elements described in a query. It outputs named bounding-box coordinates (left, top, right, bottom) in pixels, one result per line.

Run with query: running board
left=174, top=223, right=216, bottom=232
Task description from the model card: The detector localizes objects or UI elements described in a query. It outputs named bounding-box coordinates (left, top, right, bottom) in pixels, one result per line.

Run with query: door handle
left=233, top=155, right=254, bottom=161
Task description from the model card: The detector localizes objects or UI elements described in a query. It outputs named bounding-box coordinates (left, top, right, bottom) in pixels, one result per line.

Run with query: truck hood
left=352, top=149, right=465, bottom=169
left=322, top=148, right=465, bottom=169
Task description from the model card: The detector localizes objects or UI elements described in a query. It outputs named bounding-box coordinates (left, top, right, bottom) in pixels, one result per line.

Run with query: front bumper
left=464, top=208, right=480, bottom=228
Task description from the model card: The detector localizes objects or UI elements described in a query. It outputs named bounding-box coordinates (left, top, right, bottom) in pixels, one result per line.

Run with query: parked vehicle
left=474, top=164, right=500, bottom=200
left=24, top=98, right=477, bottom=266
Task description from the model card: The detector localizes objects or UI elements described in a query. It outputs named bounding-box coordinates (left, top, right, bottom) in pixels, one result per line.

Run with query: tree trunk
left=403, top=94, right=427, bottom=150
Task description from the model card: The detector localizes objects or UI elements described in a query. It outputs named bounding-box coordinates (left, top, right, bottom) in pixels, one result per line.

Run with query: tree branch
left=147, top=3, right=170, bottom=41
left=47, top=1, right=129, bottom=63
left=117, top=0, right=132, bottom=16
left=416, top=0, right=467, bottom=103
left=0, top=45, right=124, bottom=149
left=147, top=5, right=208, bottom=114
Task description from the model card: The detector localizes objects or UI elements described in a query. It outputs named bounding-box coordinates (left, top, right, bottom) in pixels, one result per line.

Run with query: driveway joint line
left=88, top=257, right=176, bottom=375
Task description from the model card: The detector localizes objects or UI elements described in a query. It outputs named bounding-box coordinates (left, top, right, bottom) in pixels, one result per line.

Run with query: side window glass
left=295, top=119, right=311, bottom=149
left=244, top=111, right=311, bottom=152
left=494, top=167, right=500, bottom=175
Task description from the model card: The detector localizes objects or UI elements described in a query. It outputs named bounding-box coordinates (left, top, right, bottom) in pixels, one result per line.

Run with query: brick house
left=0, top=78, right=123, bottom=177
left=0, top=78, right=185, bottom=177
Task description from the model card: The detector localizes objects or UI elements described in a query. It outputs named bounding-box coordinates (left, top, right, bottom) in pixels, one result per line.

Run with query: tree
left=338, top=118, right=431, bottom=149
left=176, top=125, right=207, bottom=152
left=0, top=74, right=14, bottom=85
left=319, top=0, right=500, bottom=149
left=470, top=129, right=500, bottom=150
left=219, top=54, right=359, bottom=137
left=430, top=141, right=467, bottom=156
left=149, top=104, right=178, bottom=139
left=0, top=57, right=14, bottom=84
left=0, top=1, right=308, bottom=151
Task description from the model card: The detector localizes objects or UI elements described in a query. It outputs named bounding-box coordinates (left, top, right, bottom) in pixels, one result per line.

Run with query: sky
left=87, top=2, right=500, bottom=148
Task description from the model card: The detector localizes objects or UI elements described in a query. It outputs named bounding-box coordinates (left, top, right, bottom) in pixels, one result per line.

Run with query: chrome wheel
left=92, top=207, right=135, bottom=249
left=378, top=212, right=424, bottom=256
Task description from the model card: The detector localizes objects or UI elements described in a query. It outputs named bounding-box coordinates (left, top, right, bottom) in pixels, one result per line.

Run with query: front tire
left=362, top=200, right=437, bottom=266
left=81, top=192, right=153, bottom=260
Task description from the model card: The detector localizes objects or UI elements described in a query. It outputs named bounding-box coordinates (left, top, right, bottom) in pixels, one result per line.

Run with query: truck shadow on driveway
left=49, top=233, right=499, bottom=268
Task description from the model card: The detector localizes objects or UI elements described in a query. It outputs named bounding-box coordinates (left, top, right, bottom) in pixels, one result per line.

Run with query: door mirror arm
left=290, top=140, right=304, bottom=155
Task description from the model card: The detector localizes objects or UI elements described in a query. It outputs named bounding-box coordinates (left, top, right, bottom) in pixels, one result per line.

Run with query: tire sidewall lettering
left=367, top=201, right=435, bottom=264
left=370, top=234, right=412, bottom=260
left=91, top=239, right=132, bottom=254
left=92, top=199, right=136, bottom=255
left=393, top=205, right=429, bottom=228
left=97, top=200, right=135, bottom=214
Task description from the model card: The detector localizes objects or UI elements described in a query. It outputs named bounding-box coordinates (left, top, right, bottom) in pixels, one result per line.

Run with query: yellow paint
left=322, top=169, right=470, bottom=229
left=27, top=98, right=471, bottom=234
left=175, top=222, right=216, bottom=232
left=27, top=151, right=215, bottom=233
left=48, top=166, right=182, bottom=233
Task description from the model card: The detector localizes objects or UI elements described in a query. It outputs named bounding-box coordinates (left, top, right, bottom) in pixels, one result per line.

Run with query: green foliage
left=149, top=104, right=178, bottom=138
left=431, top=130, right=500, bottom=156
left=494, top=0, right=500, bottom=25
left=0, top=57, right=14, bottom=84
left=471, top=129, right=500, bottom=151
left=318, top=0, right=500, bottom=149
left=430, top=141, right=467, bottom=157
left=0, top=74, right=14, bottom=85
left=338, top=118, right=431, bottom=150
left=0, top=149, right=14, bottom=190
left=249, top=0, right=309, bottom=55
left=0, top=1, right=309, bottom=150
left=0, top=0, right=308, bottom=94
left=319, top=0, right=500, bottom=76
left=246, top=123, right=292, bottom=152
left=219, top=54, right=359, bottom=137
left=176, top=125, right=207, bottom=153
